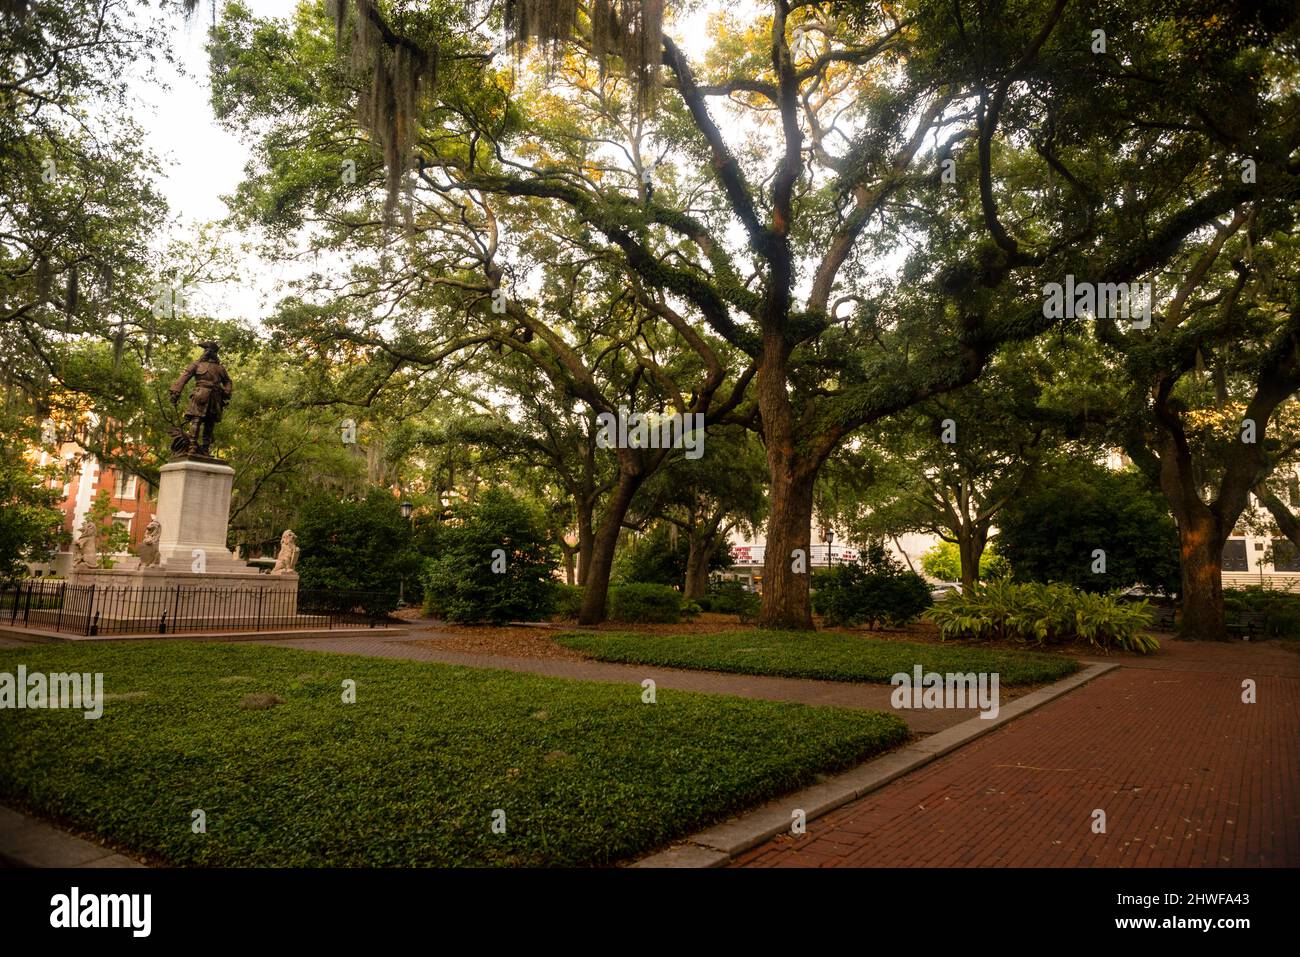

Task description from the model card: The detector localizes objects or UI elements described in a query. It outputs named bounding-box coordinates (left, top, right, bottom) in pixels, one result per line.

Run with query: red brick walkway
left=733, top=641, right=1300, bottom=867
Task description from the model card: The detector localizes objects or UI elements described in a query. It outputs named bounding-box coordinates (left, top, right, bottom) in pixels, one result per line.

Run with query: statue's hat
left=198, top=340, right=220, bottom=351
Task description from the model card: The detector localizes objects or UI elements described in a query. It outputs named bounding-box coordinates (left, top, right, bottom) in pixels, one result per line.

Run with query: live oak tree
left=211, top=1, right=752, bottom=624
left=438, top=0, right=1294, bottom=628
left=0, top=0, right=172, bottom=416
left=1068, top=7, right=1300, bottom=639
left=295, top=0, right=1079, bottom=628
left=889, top=0, right=1299, bottom=638
left=214, top=0, right=1299, bottom=633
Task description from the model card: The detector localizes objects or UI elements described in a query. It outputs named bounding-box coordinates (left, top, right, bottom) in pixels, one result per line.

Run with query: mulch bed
left=404, top=624, right=591, bottom=661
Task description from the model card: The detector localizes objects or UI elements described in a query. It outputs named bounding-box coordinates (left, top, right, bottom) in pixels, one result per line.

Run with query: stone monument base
left=62, top=566, right=300, bottom=633
left=60, top=451, right=304, bottom=634
left=152, top=455, right=249, bottom=573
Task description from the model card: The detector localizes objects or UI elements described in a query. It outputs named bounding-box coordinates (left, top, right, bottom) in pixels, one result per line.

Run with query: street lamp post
left=399, top=501, right=413, bottom=607
left=822, top=528, right=835, bottom=567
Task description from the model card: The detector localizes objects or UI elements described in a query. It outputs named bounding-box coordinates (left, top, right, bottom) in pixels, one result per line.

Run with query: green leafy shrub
left=553, top=583, right=584, bottom=620
left=296, top=488, right=420, bottom=616
left=926, top=580, right=1160, bottom=654
left=996, top=464, right=1180, bottom=594
left=421, top=490, right=559, bottom=623
left=811, top=541, right=933, bottom=628
left=707, top=581, right=760, bottom=617
left=608, top=583, right=686, bottom=623
left=0, top=419, right=64, bottom=583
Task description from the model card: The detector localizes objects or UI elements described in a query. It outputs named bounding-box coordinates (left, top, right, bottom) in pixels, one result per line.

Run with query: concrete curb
left=631, top=661, right=1120, bottom=868
left=0, top=806, right=146, bottom=869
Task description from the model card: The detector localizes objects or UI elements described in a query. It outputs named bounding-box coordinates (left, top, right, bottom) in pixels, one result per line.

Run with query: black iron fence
left=0, top=580, right=396, bottom=637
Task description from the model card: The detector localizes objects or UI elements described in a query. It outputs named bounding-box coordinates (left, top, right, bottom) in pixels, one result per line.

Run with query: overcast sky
left=133, top=0, right=302, bottom=323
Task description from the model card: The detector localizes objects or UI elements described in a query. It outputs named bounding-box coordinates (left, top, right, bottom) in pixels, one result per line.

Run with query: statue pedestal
left=153, top=455, right=246, bottom=573
left=65, top=454, right=303, bottom=633
left=66, top=567, right=300, bottom=628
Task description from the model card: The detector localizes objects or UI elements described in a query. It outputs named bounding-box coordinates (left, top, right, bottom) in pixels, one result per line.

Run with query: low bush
left=707, top=581, right=761, bottom=617
left=296, top=488, right=420, bottom=616
left=811, top=541, right=932, bottom=628
left=1223, top=586, right=1300, bottom=638
left=608, top=583, right=686, bottom=623
left=996, top=464, right=1180, bottom=595
left=553, top=583, right=584, bottom=620
left=926, top=580, right=1159, bottom=654
left=613, top=524, right=734, bottom=587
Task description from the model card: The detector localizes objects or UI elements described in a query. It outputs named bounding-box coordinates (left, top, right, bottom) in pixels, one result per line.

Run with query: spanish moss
left=326, top=0, right=439, bottom=218
left=506, top=0, right=665, bottom=111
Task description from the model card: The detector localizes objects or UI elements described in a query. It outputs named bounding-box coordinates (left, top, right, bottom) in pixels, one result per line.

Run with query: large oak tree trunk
left=759, top=467, right=817, bottom=629
left=755, top=331, right=822, bottom=630
left=683, top=535, right=711, bottom=599
left=577, top=470, right=643, bottom=625
left=1175, top=509, right=1229, bottom=641
left=1156, top=421, right=1231, bottom=641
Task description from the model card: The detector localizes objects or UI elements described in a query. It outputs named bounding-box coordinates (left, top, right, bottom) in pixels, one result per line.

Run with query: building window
left=1273, top=540, right=1300, bottom=572
left=111, top=515, right=132, bottom=546
left=113, top=472, right=137, bottom=500
left=1221, top=539, right=1249, bottom=572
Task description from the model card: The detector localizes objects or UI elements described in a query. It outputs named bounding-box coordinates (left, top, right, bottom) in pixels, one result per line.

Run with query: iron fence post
left=84, top=584, right=96, bottom=636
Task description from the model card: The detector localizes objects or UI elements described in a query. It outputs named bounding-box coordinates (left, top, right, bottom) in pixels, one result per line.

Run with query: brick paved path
left=732, top=640, right=1300, bottom=867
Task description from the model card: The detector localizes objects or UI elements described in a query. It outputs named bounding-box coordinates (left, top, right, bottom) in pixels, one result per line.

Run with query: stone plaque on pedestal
left=153, top=455, right=246, bottom=573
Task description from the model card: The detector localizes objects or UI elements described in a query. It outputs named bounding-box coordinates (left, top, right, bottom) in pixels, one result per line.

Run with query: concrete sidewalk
left=0, top=807, right=143, bottom=868
left=731, top=639, right=1300, bottom=867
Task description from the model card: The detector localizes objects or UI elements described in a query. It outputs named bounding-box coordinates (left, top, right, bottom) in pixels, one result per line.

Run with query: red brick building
left=27, top=440, right=157, bottom=577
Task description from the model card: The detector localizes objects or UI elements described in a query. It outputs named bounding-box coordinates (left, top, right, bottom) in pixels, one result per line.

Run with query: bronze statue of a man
left=170, top=341, right=233, bottom=456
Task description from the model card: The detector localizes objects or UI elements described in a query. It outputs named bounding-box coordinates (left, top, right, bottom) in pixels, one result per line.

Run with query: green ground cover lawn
left=0, top=641, right=908, bottom=867
left=555, top=630, right=1080, bottom=685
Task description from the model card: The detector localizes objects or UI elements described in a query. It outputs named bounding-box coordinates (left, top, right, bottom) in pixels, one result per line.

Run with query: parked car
left=930, top=582, right=962, bottom=601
